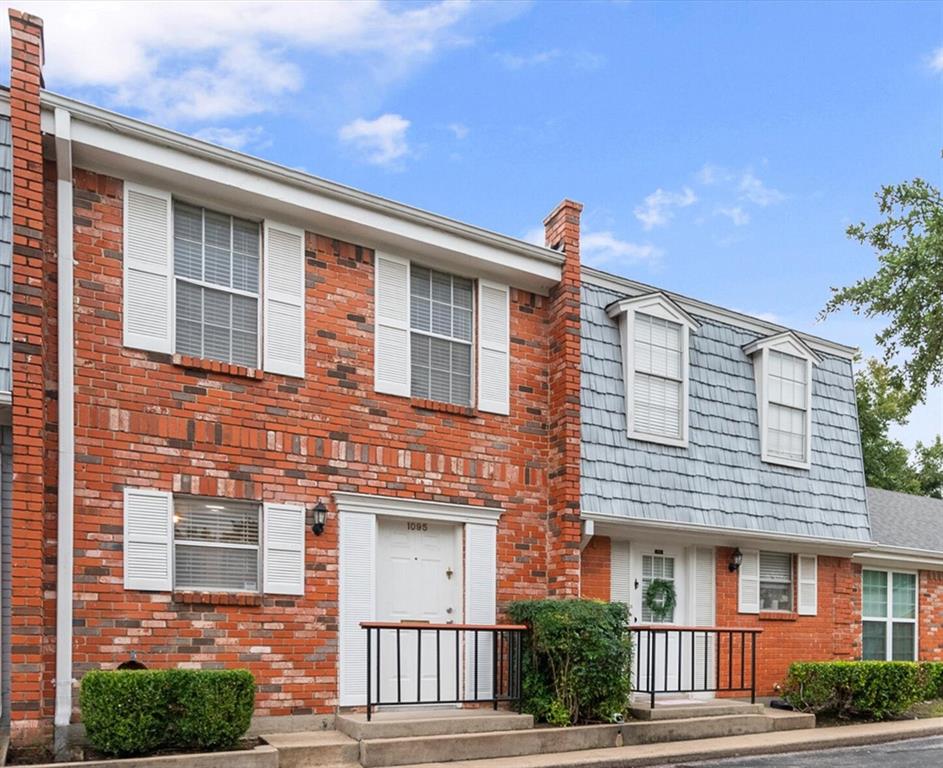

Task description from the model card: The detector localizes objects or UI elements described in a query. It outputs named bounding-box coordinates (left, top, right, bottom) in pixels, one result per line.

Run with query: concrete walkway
left=394, top=717, right=943, bottom=768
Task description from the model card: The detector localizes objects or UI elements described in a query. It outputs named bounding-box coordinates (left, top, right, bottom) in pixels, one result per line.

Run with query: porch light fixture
left=312, top=502, right=328, bottom=536
left=728, top=548, right=743, bottom=573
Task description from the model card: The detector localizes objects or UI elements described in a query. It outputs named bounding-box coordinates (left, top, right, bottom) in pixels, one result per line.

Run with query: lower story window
left=862, top=569, right=917, bottom=661
left=759, top=551, right=793, bottom=612
left=173, top=497, right=260, bottom=592
left=641, top=553, right=676, bottom=623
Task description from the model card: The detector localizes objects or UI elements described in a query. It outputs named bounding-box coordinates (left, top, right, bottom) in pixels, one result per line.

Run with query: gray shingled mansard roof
left=867, top=487, right=943, bottom=553
left=581, top=279, right=871, bottom=543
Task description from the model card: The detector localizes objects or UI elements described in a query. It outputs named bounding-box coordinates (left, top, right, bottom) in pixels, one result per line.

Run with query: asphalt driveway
left=670, top=735, right=943, bottom=767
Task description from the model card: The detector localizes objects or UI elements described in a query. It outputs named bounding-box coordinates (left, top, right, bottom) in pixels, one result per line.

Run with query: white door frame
left=336, top=493, right=502, bottom=707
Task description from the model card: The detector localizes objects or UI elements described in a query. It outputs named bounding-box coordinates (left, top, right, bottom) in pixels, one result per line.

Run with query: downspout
left=53, top=106, right=74, bottom=756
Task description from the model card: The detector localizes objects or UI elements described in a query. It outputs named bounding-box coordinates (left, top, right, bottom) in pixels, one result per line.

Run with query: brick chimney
left=544, top=200, right=583, bottom=597
left=9, top=8, right=51, bottom=737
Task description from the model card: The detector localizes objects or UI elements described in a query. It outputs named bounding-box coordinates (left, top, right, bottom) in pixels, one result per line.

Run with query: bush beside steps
left=783, top=661, right=943, bottom=721
left=80, top=669, right=255, bottom=757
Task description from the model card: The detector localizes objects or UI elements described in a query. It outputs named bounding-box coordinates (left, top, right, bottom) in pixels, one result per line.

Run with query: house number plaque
left=406, top=521, right=429, bottom=532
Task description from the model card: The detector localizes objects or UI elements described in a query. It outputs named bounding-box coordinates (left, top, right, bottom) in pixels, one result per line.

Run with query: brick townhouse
left=4, top=7, right=943, bottom=751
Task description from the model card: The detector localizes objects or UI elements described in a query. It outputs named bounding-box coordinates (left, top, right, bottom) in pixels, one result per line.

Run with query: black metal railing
left=628, top=625, right=762, bottom=709
left=361, top=622, right=528, bottom=721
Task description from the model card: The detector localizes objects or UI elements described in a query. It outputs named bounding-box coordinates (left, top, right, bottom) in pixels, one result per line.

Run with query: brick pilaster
left=544, top=200, right=583, bottom=597
left=9, top=8, right=50, bottom=737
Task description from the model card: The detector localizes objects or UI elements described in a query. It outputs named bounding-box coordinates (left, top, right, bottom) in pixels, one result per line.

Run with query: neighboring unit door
left=375, top=518, right=462, bottom=704
left=631, top=546, right=686, bottom=695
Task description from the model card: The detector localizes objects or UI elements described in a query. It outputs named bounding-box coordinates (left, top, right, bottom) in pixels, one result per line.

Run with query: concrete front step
left=259, top=730, right=360, bottom=768
left=336, top=709, right=534, bottom=740
left=629, top=701, right=765, bottom=720
left=358, top=709, right=814, bottom=767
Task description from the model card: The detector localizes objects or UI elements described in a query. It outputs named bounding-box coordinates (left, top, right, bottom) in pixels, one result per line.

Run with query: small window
left=173, top=497, right=260, bottom=592
left=759, top=551, right=793, bottom=612
left=633, top=313, right=683, bottom=439
left=767, top=351, right=808, bottom=463
left=641, top=553, right=676, bottom=623
left=862, top=569, right=916, bottom=661
left=173, top=202, right=260, bottom=367
left=409, top=264, right=473, bottom=405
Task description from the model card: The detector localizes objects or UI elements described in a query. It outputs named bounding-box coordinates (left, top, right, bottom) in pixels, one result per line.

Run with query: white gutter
left=53, top=107, right=74, bottom=736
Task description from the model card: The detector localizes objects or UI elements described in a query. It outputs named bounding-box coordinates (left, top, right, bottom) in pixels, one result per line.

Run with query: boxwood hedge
left=80, top=669, right=255, bottom=756
left=783, top=661, right=943, bottom=720
left=507, top=599, right=631, bottom=726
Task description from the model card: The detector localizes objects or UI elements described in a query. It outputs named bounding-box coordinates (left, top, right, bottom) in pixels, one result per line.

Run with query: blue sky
left=5, top=0, right=942, bottom=446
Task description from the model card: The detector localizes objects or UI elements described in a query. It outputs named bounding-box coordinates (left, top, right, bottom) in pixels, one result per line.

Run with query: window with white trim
left=641, top=553, right=676, bottom=623
left=173, top=497, right=261, bottom=592
left=409, top=264, right=474, bottom=406
left=766, top=351, right=808, bottom=463
left=633, top=313, right=683, bottom=440
left=173, top=202, right=261, bottom=368
left=862, top=569, right=917, bottom=661
left=759, top=551, right=793, bottom=612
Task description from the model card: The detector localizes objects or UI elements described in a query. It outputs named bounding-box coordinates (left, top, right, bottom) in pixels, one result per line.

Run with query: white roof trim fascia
left=581, top=511, right=870, bottom=554
left=334, top=492, right=502, bottom=527
left=39, top=91, right=564, bottom=293
left=582, top=266, right=857, bottom=360
left=743, top=330, right=823, bottom=365
left=853, top=544, right=943, bottom=569
left=605, top=291, right=701, bottom=331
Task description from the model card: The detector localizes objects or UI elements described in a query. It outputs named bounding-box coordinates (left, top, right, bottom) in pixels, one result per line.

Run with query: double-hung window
left=862, top=569, right=917, bottom=661
left=173, top=202, right=261, bottom=368
left=409, top=264, right=474, bottom=406
left=759, top=551, right=793, bottom=612
left=767, top=351, right=808, bottom=463
left=173, top=497, right=261, bottom=593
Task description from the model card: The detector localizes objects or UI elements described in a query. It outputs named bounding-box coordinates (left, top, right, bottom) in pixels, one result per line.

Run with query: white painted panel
left=339, top=512, right=376, bottom=706
left=375, top=253, right=411, bottom=396
left=465, top=523, right=497, bottom=699
left=798, top=554, right=818, bottom=616
left=738, top=550, right=760, bottom=614
left=262, top=503, right=305, bottom=595
left=477, top=281, right=509, bottom=414
left=263, top=221, right=305, bottom=377
left=610, top=540, right=631, bottom=606
left=124, top=488, right=172, bottom=591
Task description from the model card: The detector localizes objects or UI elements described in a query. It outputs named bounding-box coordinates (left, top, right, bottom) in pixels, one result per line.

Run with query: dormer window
left=606, top=293, right=699, bottom=447
left=743, top=331, right=821, bottom=469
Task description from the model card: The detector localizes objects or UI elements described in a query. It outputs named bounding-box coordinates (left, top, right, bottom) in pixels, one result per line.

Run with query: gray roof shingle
left=867, top=487, right=943, bottom=553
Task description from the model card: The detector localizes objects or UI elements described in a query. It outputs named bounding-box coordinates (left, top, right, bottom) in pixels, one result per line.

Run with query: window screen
left=173, top=202, right=260, bottom=367
left=409, top=264, right=473, bottom=405
left=633, top=313, right=683, bottom=439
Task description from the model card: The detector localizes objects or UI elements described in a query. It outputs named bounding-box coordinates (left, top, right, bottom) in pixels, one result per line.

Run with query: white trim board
left=333, top=492, right=503, bottom=527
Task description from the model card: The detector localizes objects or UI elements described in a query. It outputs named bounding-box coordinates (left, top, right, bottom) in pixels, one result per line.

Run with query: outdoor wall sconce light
left=312, top=502, right=328, bottom=536
left=728, top=548, right=743, bottom=573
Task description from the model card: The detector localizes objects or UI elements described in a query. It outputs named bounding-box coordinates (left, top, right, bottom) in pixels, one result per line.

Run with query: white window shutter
left=610, top=540, right=631, bottom=607
left=262, top=503, right=306, bottom=595
left=339, top=512, right=376, bottom=706
left=478, top=281, right=510, bottom=414
left=263, top=222, right=306, bottom=377
left=798, top=555, right=818, bottom=616
left=738, top=549, right=760, bottom=614
left=124, top=488, right=173, bottom=591
left=123, top=183, right=172, bottom=353
left=374, top=253, right=411, bottom=396
left=465, top=523, right=497, bottom=699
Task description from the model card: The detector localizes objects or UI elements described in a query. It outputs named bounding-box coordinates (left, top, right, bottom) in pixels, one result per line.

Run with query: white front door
left=376, top=518, right=462, bottom=704
left=631, top=545, right=686, bottom=694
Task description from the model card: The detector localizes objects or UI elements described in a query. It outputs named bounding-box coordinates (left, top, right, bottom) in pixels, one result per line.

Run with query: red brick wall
left=580, top=536, right=610, bottom=601
left=58, top=169, right=569, bottom=721
left=715, top=547, right=861, bottom=695
left=919, top=570, right=943, bottom=660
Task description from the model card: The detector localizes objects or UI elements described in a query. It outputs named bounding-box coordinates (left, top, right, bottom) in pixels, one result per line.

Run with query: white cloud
left=448, top=122, right=469, bottom=140
left=339, top=114, right=411, bottom=166
left=0, top=0, right=486, bottom=123
left=929, top=47, right=943, bottom=73
left=522, top=226, right=546, bottom=246
left=496, top=48, right=603, bottom=71
left=716, top=206, right=750, bottom=226
left=730, top=308, right=782, bottom=325
left=738, top=171, right=785, bottom=207
left=190, top=126, right=268, bottom=151
left=633, top=187, right=697, bottom=230
left=581, top=231, right=662, bottom=268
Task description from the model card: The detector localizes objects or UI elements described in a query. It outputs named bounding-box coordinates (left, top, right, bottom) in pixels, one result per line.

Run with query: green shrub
left=782, top=661, right=943, bottom=720
left=80, top=669, right=255, bottom=756
left=507, top=599, right=632, bottom=726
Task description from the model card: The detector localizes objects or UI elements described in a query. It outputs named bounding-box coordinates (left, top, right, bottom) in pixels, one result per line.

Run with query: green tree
left=823, top=176, right=943, bottom=406
left=913, top=437, right=943, bottom=499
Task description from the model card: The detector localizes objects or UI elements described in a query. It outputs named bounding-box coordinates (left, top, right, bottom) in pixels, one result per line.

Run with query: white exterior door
left=376, top=518, right=462, bottom=704
left=631, top=545, right=686, bottom=694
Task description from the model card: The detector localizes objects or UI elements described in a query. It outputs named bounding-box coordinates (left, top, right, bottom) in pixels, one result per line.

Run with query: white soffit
left=40, top=92, right=563, bottom=295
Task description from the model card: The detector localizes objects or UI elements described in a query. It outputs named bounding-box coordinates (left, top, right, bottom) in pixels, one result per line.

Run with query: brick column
left=544, top=200, right=583, bottom=597
left=9, top=8, right=50, bottom=737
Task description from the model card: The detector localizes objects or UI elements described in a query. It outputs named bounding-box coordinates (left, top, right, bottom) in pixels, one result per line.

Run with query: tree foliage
left=823, top=176, right=943, bottom=404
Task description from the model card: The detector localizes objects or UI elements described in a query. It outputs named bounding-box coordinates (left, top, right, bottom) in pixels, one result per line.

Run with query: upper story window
left=743, top=331, right=820, bottom=469
left=173, top=202, right=260, bottom=368
left=409, top=264, right=474, bottom=406
left=374, top=252, right=510, bottom=415
left=606, top=292, right=700, bottom=448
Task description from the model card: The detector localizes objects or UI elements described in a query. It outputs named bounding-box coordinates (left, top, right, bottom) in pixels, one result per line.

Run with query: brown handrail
left=629, top=625, right=764, bottom=633
left=361, top=621, right=528, bottom=631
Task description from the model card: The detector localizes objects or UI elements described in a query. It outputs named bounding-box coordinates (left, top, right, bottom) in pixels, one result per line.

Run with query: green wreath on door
left=643, top=578, right=677, bottom=621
